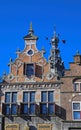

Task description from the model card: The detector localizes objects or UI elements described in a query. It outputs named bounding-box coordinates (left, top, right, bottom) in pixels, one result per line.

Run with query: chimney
left=74, top=51, right=81, bottom=65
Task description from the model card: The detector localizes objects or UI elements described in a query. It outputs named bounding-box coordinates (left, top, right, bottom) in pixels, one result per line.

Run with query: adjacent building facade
left=0, top=23, right=81, bottom=130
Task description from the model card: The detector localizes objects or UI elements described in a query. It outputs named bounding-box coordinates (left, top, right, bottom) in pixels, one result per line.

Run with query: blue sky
left=0, top=0, right=81, bottom=76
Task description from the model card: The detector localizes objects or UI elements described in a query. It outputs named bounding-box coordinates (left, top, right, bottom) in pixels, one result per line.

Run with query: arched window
left=74, top=82, right=81, bottom=92
left=73, top=78, right=81, bottom=92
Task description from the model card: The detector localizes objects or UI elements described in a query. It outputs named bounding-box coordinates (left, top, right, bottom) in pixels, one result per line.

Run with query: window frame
left=23, top=63, right=43, bottom=78
left=72, top=101, right=81, bottom=120
left=41, top=91, right=54, bottom=115
left=4, top=92, right=18, bottom=115
left=41, top=91, right=54, bottom=102
left=5, top=92, right=17, bottom=103
left=22, top=91, right=36, bottom=115
left=26, top=63, right=35, bottom=77
left=74, top=82, right=81, bottom=92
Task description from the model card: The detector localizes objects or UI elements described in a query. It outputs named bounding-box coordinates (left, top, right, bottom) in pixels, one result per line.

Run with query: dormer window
left=23, top=63, right=42, bottom=78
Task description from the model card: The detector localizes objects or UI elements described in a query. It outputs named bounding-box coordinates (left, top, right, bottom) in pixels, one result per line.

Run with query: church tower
left=49, top=31, right=64, bottom=78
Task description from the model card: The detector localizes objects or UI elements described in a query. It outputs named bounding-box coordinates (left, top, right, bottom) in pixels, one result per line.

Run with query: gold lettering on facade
left=5, top=124, right=19, bottom=130
left=38, top=124, right=52, bottom=130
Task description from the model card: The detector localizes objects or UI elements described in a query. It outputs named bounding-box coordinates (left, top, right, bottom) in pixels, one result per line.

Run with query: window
left=5, top=92, right=10, bottom=103
left=23, top=92, right=28, bottom=102
left=40, top=91, right=54, bottom=114
left=23, top=104, right=28, bottom=114
left=72, top=102, right=81, bottom=120
left=41, top=104, right=47, bottom=114
left=30, top=92, right=35, bottom=102
left=74, top=82, right=81, bottom=92
left=12, top=92, right=17, bottom=103
left=5, top=92, right=17, bottom=103
left=41, top=91, right=47, bottom=102
left=22, top=91, right=36, bottom=115
left=26, top=64, right=34, bottom=77
left=5, top=104, right=10, bottom=115
left=48, top=91, right=53, bottom=102
left=27, top=49, right=34, bottom=56
left=4, top=92, right=17, bottom=115
left=48, top=104, right=54, bottom=114
left=11, top=104, right=17, bottom=115
left=23, top=63, right=42, bottom=78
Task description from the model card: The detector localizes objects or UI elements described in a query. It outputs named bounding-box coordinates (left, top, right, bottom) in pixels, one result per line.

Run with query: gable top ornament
left=24, top=22, right=38, bottom=40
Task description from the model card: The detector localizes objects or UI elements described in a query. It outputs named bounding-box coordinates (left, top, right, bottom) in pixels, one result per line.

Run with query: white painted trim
left=72, top=101, right=81, bottom=121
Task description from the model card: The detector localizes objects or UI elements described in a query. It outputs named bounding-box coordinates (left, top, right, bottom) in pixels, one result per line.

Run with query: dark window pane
left=27, top=49, right=33, bottom=55
left=23, top=104, right=28, bottom=114
left=48, top=91, right=53, bottom=102
left=12, top=92, right=17, bottom=103
left=48, top=104, right=54, bottom=114
left=23, top=92, right=28, bottom=102
left=41, top=103, right=47, bottom=114
left=5, top=104, right=10, bottom=115
left=73, top=111, right=80, bottom=119
left=73, top=103, right=80, bottom=110
left=41, top=91, right=47, bottom=102
left=30, top=104, right=35, bottom=114
left=11, top=104, right=17, bottom=115
left=5, top=92, right=10, bottom=103
left=30, top=92, right=35, bottom=102
left=26, top=64, right=34, bottom=77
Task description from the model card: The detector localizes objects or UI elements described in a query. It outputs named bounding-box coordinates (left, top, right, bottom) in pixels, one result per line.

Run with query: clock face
left=27, top=49, right=34, bottom=56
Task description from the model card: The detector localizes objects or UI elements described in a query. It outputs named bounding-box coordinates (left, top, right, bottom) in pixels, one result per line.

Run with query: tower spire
left=49, top=29, right=65, bottom=77
left=29, top=22, right=34, bottom=34
left=54, top=25, right=56, bottom=38
left=24, top=22, right=38, bottom=40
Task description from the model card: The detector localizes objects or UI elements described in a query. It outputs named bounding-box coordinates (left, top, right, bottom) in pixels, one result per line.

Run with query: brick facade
left=0, top=24, right=81, bottom=130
